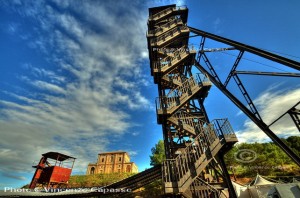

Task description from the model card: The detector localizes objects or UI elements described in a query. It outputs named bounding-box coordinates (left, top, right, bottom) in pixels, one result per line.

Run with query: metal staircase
left=156, top=73, right=210, bottom=119
left=147, top=17, right=184, bottom=37
left=147, top=5, right=238, bottom=197
left=148, top=5, right=188, bottom=23
left=150, top=26, right=190, bottom=47
left=162, top=119, right=237, bottom=194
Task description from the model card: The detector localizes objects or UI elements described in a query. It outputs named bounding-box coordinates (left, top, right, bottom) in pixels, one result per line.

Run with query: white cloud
left=2, top=173, right=27, bottom=181
left=128, top=150, right=138, bottom=157
left=236, top=87, right=300, bottom=143
left=31, top=80, right=65, bottom=94
left=0, top=0, right=155, bottom=181
left=132, top=132, right=140, bottom=136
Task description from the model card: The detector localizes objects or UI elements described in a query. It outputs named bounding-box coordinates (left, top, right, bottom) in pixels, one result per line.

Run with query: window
left=111, top=155, right=114, bottom=162
left=126, top=165, right=131, bottom=173
left=90, top=167, right=95, bottom=174
left=101, top=158, right=104, bottom=162
left=119, top=157, right=122, bottom=161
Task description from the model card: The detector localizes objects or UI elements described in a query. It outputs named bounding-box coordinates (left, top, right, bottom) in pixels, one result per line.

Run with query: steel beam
left=269, top=101, right=300, bottom=129
left=235, top=71, right=300, bottom=77
left=289, top=108, right=300, bottom=132
left=194, top=60, right=300, bottom=167
left=224, top=51, right=244, bottom=87
left=189, top=26, right=300, bottom=71
left=218, top=153, right=237, bottom=198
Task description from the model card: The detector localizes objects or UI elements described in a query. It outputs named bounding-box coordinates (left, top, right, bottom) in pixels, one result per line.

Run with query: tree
left=286, top=136, right=300, bottom=157
left=150, top=140, right=166, bottom=166
left=140, top=140, right=166, bottom=197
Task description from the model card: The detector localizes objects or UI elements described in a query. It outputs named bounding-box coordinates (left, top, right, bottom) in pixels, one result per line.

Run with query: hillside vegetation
left=68, top=172, right=136, bottom=188
left=224, top=136, right=300, bottom=178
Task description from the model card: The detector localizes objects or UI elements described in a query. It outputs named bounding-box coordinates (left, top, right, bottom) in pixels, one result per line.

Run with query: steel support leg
left=218, top=153, right=237, bottom=198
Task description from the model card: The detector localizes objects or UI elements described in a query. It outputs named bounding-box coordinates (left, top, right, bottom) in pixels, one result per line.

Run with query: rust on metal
left=29, top=152, right=76, bottom=189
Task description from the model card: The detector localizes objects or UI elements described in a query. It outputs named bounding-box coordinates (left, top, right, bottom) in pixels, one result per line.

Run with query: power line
left=219, top=51, right=288, bottom=72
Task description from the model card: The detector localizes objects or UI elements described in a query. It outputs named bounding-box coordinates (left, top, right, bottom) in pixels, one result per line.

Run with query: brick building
left=86, top=151, right=138, bottom=175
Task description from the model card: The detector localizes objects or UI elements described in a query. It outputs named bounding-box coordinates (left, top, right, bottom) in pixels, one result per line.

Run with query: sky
left=0, top=0, right=299, bottom=189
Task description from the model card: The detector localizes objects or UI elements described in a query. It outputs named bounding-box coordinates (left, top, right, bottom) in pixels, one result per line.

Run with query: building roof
left=42, top=152, right=76, bottom=161
left=98, top=151, right=128, bottom=155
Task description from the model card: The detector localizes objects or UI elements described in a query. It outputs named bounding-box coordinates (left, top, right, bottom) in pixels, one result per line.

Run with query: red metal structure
left=29, top=152, right=76, bottom=189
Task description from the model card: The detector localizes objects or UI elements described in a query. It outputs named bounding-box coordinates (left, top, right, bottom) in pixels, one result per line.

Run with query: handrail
left=162, top=73, right=186, bottom=85
left=171, top=111, right=206, bottom=134
left=149, top=6, right=187, bottom=20
left=148, top=17, right=182, bottom=35
left=211, top=119, right=235, bottom=136
left=150, top=7, right=173, bottom=20
left=162, top=118, right=236, bottom=184
left=150, top=26, right=189, bottom=44
left=153, top=44, right=196, bottom=54
left=153, top=46, right=196, bottom=71
left=194, top=178, right=219, bottom=195
left=156, top=74, right=209, bottom=111
left=163, top=125, right=218, bottom=183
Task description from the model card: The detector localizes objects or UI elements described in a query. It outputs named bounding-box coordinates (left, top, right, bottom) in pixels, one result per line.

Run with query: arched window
left=90, top=167, right=95, bottom=174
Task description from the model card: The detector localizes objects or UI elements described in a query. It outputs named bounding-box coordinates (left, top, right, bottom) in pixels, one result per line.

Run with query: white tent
left=248, top=174, right=277, bottom=198
left=267, top=183, right=300, bottom=197
left=232, top=181, right=251, bottom=198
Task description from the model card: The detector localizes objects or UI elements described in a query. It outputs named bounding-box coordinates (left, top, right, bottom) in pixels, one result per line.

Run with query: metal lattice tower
left=147, top=5, right=238, bottom=197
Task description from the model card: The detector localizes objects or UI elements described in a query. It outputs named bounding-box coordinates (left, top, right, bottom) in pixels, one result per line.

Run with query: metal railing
left=162, top=118, right=236, bottom=185
left=153, top=44, right=195, bottom=55
left=190, top=178, right=220, bottom=198
left=173, top=111, right=202, bottom=130
left=150, top=26, right=189, bottom=45
left=162, top=73, right=187, bottom=85
left=149, top=6, right=187, bottom=20
left=163, top=126, right=219, bottom=184
left=152, top=45, right=197, bottom=71
left=148, top=17, right=183, bottom=35
left=211, top=119, right=235, bottom=137
left=153, top=47, right=190, bottom=71
left=156, top=74, right=210, bottom=112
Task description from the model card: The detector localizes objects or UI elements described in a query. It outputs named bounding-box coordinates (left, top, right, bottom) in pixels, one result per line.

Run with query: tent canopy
left=250, top=174, right=276, bottom=186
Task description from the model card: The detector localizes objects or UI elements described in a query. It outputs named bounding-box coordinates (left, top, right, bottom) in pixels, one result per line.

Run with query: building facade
left=86, top=151, right=138, bottom=175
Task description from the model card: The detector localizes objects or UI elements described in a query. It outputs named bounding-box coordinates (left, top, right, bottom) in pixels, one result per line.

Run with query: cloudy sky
left=0, top=0, right=299, bottom=189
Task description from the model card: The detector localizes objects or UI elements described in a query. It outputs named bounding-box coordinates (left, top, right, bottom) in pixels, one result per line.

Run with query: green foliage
left=68, top=172, right=135, bottom=188
left=284, top=136, right=300, bottom=157
left=150, top=140, right=166, bottom=166
left=224, top=139, right=300, bottom=178
left=139, top=179, right=163, bottom=198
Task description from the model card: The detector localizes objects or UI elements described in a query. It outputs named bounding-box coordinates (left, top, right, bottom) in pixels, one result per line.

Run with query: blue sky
left=0, top=0, right=299, bottom=189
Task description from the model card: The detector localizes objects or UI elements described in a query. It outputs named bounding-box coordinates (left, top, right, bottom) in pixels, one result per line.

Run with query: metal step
left=147, top=17, right=184, bottom=37
left=162, top=120, right=238, bottom=194
left=150, top=26, right=190, bottom=48
left=148, top=6, right=188, bottom=23
left=156, top=74, right=211, bottom=120
left=152, top=47, right=196, bottom=74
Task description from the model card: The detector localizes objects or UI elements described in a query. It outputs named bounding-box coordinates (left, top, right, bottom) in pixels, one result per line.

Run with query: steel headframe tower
left=147, top=5, right=238, bottom=197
